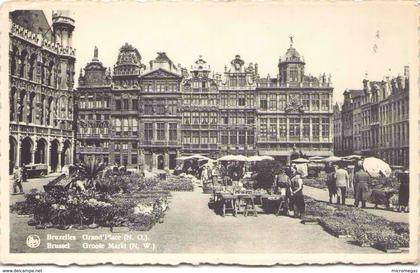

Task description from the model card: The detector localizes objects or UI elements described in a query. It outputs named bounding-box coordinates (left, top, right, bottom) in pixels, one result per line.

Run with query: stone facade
left=333, top=67, right=409, bottom=167
left=9, top=10, right=76, bottom=174
left=76, top=40, right=334, bottom=169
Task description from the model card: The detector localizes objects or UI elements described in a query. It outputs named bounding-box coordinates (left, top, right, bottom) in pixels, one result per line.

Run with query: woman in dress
left=289, top=165, right=305, bottom=218
left=398, top=170, right=409, bottom=212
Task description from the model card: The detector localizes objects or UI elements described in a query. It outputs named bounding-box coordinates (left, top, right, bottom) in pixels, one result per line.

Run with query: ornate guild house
left=9, top=10, right=76, bottom=174
left=76, top=38, right=334, bottom=170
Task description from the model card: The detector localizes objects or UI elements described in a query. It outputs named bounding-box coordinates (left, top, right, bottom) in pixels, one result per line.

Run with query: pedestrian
left=334, top=163, right=349, bottom=205
left=275, top=168, right=292, bottom=215
left=201, top=165, right=208, bottom=186
left=289, top=165, right=305, bottom=218
left=12, top=166, right=23, bottom=194
left=211, top=162, right=219, bottom=186
left=22, top=164, right=28, bottom=182
left=325, top=165, right=337, bottom=204
left=353, top=161, right=370, bottom=208
left=398, top=170, right=409, bottom=213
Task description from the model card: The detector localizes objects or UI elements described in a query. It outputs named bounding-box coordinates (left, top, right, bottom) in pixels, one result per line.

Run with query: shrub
left=253, top=160, right=282, bottom=189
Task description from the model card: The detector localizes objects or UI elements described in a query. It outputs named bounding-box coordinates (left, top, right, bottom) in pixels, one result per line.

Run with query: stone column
left=16, top=136, right=21, bottom=168
left=139, top=148, right=144, bottom=172
left=57, top=147, right=62, bottom=172
left=286, top=117, right=289, bottom=142
left=31, top=141, right=37, bottom=164
left=46, top=140, right=51, bottom=173
left=151, top=152, right=157, bottom=171
left=164, top=151, right=169, bottom=171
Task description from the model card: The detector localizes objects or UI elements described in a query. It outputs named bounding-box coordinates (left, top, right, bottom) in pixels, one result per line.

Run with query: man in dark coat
left=353, top=161, right=370, bottom=208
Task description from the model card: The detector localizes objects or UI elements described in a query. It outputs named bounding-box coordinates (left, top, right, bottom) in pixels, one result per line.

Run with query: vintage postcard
left=0, top=0, right=418, bottom=265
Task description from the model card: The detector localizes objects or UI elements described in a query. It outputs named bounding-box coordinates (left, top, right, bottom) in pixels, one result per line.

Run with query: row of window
left=143, top=83, right=179, bottom=92
left=78, top=98, right=110, bottom=109
left=259, top=118, right=330, bottom=140
left=144, top=123, right=178, bottom=141
left=183, top=131, right=218, bottom=145
left=183, top=95, right=218, bottom=106
left=220, top=130, right=255, bottom=145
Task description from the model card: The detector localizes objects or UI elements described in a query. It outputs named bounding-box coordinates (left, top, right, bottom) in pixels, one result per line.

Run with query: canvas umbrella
left=343, top=155, right=362, bottom=161
left=231, top=155, right=248, bottom=161
left=260, top=155, right=275, bottom=161
left=323, top=156, right=342, bottom=163
left=291, top=158, right=310, bottom=163
left=247, top=155, right=264, bottom=162
left=363, top=157, right=392, bottom=178
left=309, top=156, right=324, bottom=162
left=218, top=155, right=237, bottom=161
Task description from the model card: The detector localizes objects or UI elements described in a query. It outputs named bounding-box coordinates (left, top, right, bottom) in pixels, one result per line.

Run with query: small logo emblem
left=26, top=234, right=41, bottom=249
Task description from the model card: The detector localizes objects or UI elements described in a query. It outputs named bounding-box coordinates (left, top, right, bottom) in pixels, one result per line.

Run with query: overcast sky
left=44, top=2, right=417, bottom=103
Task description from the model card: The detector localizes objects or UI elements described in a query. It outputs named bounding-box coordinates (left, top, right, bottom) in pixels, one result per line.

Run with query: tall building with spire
left=9, top=10, right=76, bottom=174
left=256, top=38, right=334, bottom=164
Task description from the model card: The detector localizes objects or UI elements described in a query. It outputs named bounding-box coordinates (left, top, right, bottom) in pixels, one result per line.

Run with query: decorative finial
left=93, top=46, right=98, bottom=60
left=289, top=35, right=294, bottom=47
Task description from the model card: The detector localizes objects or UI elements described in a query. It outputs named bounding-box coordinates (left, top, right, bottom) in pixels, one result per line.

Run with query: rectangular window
left=269, top=94, right=277, bottom=111
left=157, top=123, right=165, bottom=141
left=246, top=94, right=254, bottom=107
left=303, top=118, right=310, bottom=139
left=169, top=123, right=177, bottom=141
left=247, top=130, right=255, bottom=145
left=183, top=112, right=191, bottom=125
left=321, top=94, right=329, bottom=111
left=192, top=112, right=200, bottom=124
left=239, top=130, right=246, bottom=144
left=269, top=118, right=277, bottom=140
left=183, top=131, right=191, bottom=144
left=229, top=94, right=236, bottom=107
left=123, top=99, right=129, bottom=110
left=278, top=94, right=286, bottom=111
left=221, top=131, right=228, bottom=144
left=210, top=112, right=218, bottom=124
left=115, top=100, right=121, bottom=110
left=260, top=118, right=267, bottom=140
left=192, top=132, right=200, bottom=144
left=312, top=118, right=320, bottom=139
left=201, top=132, right=209, bottom=144
left=144, top=123, right=153, bottom=140
left=132, top=99, right=138, bottom=110
left=210, top=132, right=217, bottom=144
left=229, top=131, right=237, bottom=144
left=289, top=118, right=300, bottom=139
left=279, top=118, right=287, bottom=139
left=260, top=96, right=268, bottom=110
left=322, top=117, right=330, bottom=139
left=311, top=94, right=319, bottom=111
left=201, top=112, right=209, bottom=124
left=302, top=95, right=310, bottom=111
left=238, top=95, right=245, bottom=106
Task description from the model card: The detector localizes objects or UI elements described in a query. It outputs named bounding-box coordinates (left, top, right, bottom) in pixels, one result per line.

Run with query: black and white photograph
left=0, top=1, right=418, bottom=265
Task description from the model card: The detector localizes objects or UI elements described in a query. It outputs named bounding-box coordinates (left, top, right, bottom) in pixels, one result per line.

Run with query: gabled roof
left=140, top=68, right=181, bottom=79
left=348, top=89, right=364, bottom=98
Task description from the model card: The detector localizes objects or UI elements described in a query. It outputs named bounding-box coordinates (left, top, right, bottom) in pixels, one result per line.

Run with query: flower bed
left=303, top=196, right=409, bottom=251
left=155, top=175, right=194, bottom=192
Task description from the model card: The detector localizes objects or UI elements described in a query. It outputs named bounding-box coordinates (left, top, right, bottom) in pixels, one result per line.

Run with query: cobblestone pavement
left=9, top=178, right=379, bottom=254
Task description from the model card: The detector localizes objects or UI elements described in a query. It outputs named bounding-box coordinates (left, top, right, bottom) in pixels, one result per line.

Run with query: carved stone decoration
left=285, top=94, right=304, bottom=113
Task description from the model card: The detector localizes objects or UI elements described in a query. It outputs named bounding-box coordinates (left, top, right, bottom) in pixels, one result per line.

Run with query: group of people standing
left=273, top=165, right=305, bottom=218
left=326, top=161, right=370, bottom=208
